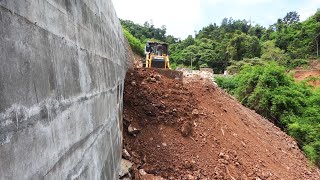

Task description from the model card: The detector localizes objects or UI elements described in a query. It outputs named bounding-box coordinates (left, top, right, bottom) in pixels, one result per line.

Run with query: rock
left=150, top=77, right=157, bottom=82
left=162, top=142, right=167, bottom=147
left=131, top=81, right=137, bottom=86
left=181, top=121, right=192, bottom=137
left=141, top=81, right=146, bottom=85
left=139, top=169, right=148, bottom=176
left=122, top=149, right=131, bottom=160
left=119, top=159, right=133, bottom=177
left=123, top=117, right=132, bottom=123
left=128, top=124, right=141, bottom=135
left=142, top=174, right=166, bottom=180
left=143, top=155, right=147, bottom=162
left=261, top=171, right=270, bottom=179
left=241, top=141, right=246, bottom=147
left=154, top=74, right=161, bottom=81
left=137, top=169, right=166, bottom=179
left=192, top=109, right=199, bottom=116
left=186, top=174, right=195, bottom=180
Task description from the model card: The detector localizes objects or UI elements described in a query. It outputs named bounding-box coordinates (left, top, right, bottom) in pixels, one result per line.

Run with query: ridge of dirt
left=123, top=68, right=320, bottom=179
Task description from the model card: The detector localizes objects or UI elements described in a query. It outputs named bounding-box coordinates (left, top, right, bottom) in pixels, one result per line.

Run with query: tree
left=228, top=32, right=261, bottom=60
left=248, top=25, right=266, bottom=39
left=181, top=35, right=195, bottom=48
left=283, top=11, right=300, bottom=25
left=261, top=41, right=289, bottom=65
left=316, top=34, right=320, bottom=57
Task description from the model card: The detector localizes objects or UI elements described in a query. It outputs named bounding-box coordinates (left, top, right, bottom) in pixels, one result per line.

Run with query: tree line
left=121, top=10, right=320, bottom=72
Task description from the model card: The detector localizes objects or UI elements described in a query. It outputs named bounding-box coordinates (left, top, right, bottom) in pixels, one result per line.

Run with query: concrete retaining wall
left=0, top=0, right=129, bottom=179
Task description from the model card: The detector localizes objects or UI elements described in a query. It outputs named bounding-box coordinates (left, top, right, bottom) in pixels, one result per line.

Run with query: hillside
left=293, top=60, right=320, bottom=88
left=121, top=68, right=320, bottom=179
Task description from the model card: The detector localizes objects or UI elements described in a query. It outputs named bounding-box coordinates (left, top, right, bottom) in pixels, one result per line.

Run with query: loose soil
left=123, top=68, right=320, bottom=179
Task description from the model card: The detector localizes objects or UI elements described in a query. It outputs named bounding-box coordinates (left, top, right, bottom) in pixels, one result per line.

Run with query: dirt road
left=122, top=68, right=320, bottom=179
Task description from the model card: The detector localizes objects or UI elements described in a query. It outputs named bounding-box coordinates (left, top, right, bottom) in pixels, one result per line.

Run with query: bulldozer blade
left=153, top=68, right=183, bottom=80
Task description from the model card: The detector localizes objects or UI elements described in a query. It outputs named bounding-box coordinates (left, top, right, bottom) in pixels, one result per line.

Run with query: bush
left=287, top=59, right=309, bottom=69
left=216, top=61, right=320, bottom=166
left=123, top=28, right=144, bottom=56
left=215, top=76, right=238, bottom=94
left=226, top=58, right=265, bottom=75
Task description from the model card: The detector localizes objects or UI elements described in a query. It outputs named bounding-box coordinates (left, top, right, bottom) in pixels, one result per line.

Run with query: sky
left=112, top=0, right=320, bottom=39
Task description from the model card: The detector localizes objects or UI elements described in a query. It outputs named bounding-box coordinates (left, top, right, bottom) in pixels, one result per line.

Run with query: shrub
left=123, top=28, right=144, bottom=56
left=216, top=61, right=320, bottom=166
left=287, top=59, right=309, bottom=69
left=215, top=76, right=238, bottom=94
left=226, top=58, right=264, bottom=75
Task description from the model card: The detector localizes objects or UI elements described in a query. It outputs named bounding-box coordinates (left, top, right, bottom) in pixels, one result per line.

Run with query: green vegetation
left=216, top=62, right=320, bottom=166
left=121, top=19, right=168, bottom=43
left=122, top=28, right=144, bottom=56
left=121, top=10, right=320, bottom=72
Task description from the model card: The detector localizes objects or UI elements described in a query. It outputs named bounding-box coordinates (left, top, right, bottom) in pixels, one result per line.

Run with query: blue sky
left=112, top=0, right=320, bottom=39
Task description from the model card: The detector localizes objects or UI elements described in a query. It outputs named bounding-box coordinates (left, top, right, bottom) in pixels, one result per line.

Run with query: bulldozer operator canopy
left=145, top=41, right=168, bottom=55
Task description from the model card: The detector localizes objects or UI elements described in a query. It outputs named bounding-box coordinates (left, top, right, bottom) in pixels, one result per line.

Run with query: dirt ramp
left=123, top=68, right=320, bottom=179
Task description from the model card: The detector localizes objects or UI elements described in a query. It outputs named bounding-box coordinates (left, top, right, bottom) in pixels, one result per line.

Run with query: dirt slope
left=123, top=68, right=320, bottom=179
left=293, top=60, right=320, bottom=88
left=294, top=70, right=320, bottom=88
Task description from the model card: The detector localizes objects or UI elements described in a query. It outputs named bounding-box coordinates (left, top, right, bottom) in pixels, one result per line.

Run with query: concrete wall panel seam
left=0, top=0, right=128, bottom=178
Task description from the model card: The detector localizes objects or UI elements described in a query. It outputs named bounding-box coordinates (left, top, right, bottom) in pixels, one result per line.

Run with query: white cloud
left=297, top=0, right=320, bottom=21
left=112, top=0, right=202, bottom=39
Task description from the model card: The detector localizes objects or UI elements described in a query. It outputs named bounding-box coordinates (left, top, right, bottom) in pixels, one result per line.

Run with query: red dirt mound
left=123, top=68, right=320, bottom=179
left=293, top=60, right=320, bottom=88
left=293, top=70, right=320, bottom=88
left=294, top=70, right=320, bottom=81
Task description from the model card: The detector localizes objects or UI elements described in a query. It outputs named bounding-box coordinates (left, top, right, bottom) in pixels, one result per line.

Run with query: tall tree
left=283, top=11, right=300, bottom=25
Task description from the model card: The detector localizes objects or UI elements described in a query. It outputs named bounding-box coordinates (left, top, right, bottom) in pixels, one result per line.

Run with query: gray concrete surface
left=0, top=0, right=130, bottom=179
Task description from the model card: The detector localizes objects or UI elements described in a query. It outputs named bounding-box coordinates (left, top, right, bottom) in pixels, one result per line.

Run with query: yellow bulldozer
left=144, top=41, right=170, bottom=69
left=143, top=41, right=183, bottom=79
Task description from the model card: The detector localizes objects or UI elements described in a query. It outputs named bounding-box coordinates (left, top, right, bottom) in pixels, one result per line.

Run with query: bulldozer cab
left=145, top=42, right=170, bottom=69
